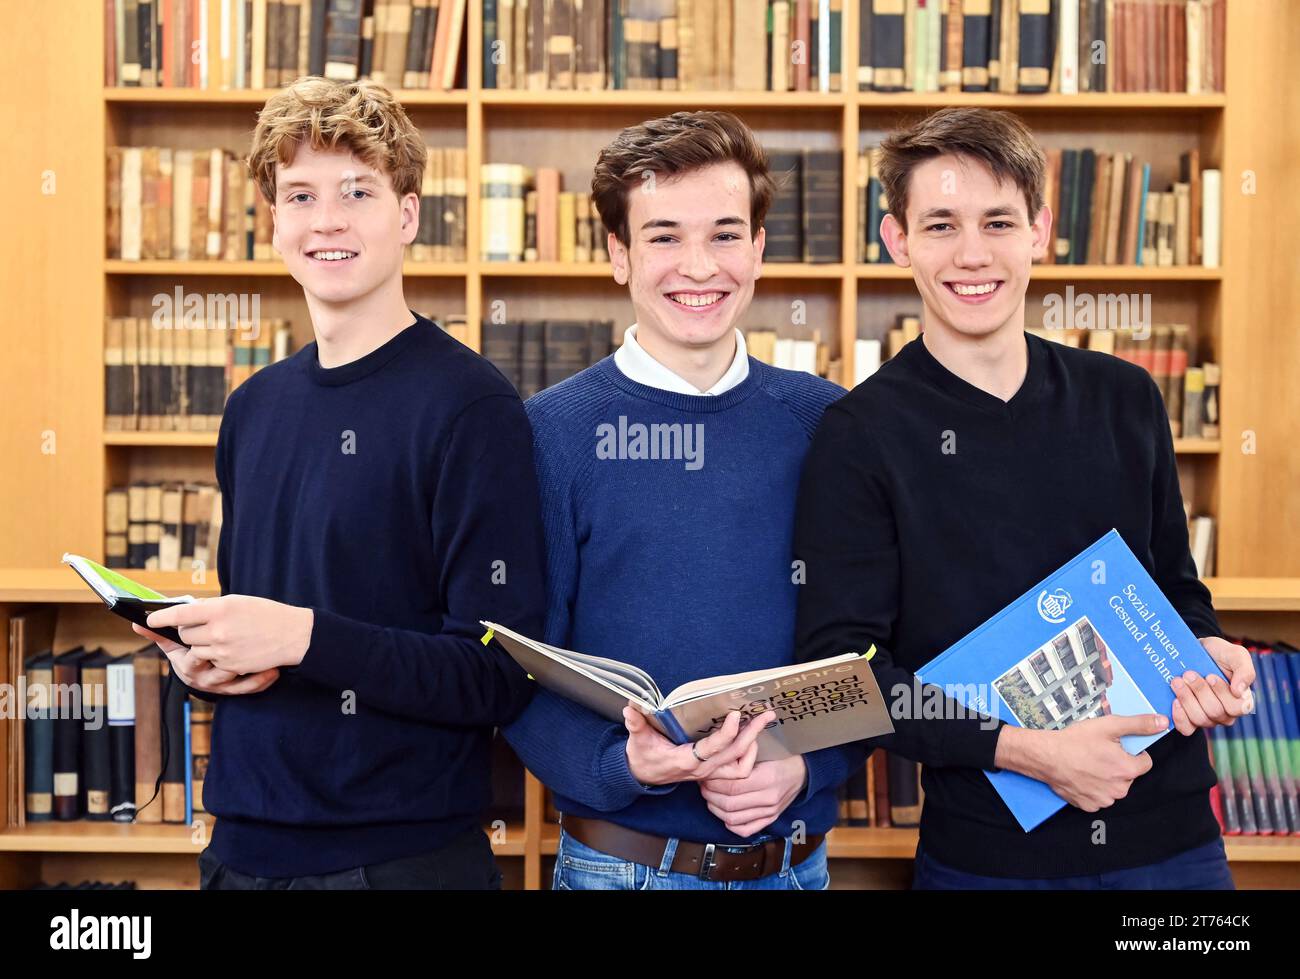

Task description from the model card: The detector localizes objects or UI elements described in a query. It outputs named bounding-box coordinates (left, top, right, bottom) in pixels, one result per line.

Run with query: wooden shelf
left=858, top=264, right=1222, bottom=281
left=480, top=261, right=846, bottom=279
left=856, top=92, right=1226, bottom=111
left=104, top=88, right=1224, bottom=113
left=0, top=821, right=526, bottom=857
left=1174, top=438, right=1222, bottom=454
left=0, top=569, right=220, bottom=603
left=105, top=259, right=465, bottom=277
left=103, top=431, right=218, bottom=447
left=1204, top=578, right=1300, bottom=612
left=105, top=88, right=468, bottom=105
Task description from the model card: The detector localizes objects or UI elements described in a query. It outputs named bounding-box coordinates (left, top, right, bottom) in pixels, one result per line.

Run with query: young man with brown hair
left=794, top=107, right=1254, bottom=889
left=505, top=111, right=861, bottom=889
left=136, top=78, right=546, bottom=889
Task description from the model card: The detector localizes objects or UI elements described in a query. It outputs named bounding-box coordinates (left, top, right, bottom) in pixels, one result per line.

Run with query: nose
left=310, top=194, right=348, bottom=234
left=677, top=239, right=719, bottom=280
left=952, top=225, right=993, bottom=269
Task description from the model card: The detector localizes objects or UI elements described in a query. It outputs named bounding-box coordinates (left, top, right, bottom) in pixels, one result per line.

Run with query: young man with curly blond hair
left=137, top=78, right=546, bottom=890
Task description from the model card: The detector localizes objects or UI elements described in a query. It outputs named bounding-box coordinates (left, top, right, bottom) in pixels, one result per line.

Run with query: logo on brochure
left=1036, top=588, right=1073, bottom=624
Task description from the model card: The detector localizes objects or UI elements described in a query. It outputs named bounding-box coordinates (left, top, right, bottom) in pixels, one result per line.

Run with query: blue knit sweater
left=504, top=355, right=860, bottom=845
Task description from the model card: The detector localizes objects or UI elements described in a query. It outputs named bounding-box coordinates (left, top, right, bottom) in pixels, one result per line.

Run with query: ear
left=399, top=191, right=420, bottom=246
left=270, top=204, right=279, bottom=256
left=880, top=213, right=911, bottom=268
left=752, top=225, right=766, bottom=281
left=1029, top=204, right=1054, bottom=263
left=609, top=232, right=629, bottom=286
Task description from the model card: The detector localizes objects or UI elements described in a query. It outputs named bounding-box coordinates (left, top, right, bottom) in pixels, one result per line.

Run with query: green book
left=61, top=553, right=192, bottom=645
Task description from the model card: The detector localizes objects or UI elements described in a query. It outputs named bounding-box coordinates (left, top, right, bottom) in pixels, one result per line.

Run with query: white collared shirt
left=613, top=323, right=750, bottom=395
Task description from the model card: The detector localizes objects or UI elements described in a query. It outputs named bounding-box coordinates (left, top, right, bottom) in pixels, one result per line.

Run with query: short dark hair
left=877, top=107, right=1046, bottom=232
left=591, top=110, right=777, bottom=247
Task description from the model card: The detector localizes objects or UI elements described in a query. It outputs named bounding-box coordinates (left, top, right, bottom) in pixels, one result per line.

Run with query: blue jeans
left=912, top=836, right=1235, bottom=890
left=553, top=830, right=831, bottom=890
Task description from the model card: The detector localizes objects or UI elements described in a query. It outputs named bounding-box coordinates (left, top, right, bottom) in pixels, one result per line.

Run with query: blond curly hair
left=247, top=76, right=427, bottom=205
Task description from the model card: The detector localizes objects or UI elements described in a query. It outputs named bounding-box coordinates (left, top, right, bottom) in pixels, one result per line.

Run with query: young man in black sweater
left=134, top=78, right=545, bottom=888
left=794, top=108, right=1255, bottom=888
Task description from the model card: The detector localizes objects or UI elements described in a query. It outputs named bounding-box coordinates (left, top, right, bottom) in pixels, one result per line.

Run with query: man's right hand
left=995, top=713, right=1167, bottom=812
left=623, top=701, right=776, bottom=786
left=131, top=623, right=280, bottom=696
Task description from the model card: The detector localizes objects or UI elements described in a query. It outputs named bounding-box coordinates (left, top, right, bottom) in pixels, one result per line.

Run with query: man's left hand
left=698, top=755, right=808, bottom=838
left=146, top=595, right=314, bottom=676
left=1170, top=637, right=1256, bottom=735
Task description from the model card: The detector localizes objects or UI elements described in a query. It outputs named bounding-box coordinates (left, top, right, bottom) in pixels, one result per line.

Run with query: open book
left=62, top=553, right=194, bottom=645
left=482, top=621, right=894, bottom=761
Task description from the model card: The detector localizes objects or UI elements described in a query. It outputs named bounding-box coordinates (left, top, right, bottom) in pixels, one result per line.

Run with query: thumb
left=1097, top=712, right=1169, bottom=739
left=623, top=704, right=645, bottom=732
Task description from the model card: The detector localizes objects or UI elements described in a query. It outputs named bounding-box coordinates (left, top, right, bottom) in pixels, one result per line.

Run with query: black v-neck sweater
left=794, top=332, right=1222, bottom=878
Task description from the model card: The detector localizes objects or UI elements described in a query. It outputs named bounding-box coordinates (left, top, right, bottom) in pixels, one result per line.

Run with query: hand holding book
left=622, top=701, right=777, bottom=786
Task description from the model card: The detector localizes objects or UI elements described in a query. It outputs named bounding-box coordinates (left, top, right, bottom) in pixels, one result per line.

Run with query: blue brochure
left=916, top=529, right=1225, bottom=832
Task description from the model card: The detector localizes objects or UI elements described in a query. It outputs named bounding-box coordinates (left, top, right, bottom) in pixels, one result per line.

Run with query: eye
left=347, top=189, right=370, bottom=200
left=288, top=192, right=312, bottom=204
left=925, top=223, right=953, bottom=232
left=650, top=235, right=676, bottom=244
left=987, top=221, right=1014, bottom=230
left=715, top=233, right=741, bottom=242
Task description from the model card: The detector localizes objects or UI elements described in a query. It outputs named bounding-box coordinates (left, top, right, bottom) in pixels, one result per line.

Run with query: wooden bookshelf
left=3, top=1, right=1299, bottom=890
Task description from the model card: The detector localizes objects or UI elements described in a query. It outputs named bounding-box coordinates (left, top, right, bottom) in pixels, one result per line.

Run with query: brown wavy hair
left=877, top=107, right=1046, bottom=232
left=591, top=110, right=777, bottom=247
left=247, top=76, right=427, bottom=205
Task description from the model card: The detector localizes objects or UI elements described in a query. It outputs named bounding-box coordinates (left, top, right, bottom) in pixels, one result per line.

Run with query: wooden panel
left=1219, top=1, right=1300, bottom=575
left=0, top=3, right=104, bottom=566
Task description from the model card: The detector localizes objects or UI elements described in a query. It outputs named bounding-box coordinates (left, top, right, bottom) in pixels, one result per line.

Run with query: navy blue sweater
left=203, top=315, right=545, bottom=877
left=505, top=357, right=859, bottom=845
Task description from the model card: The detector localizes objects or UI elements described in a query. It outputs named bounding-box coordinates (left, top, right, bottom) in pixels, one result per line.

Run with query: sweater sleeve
left=794, top=403, right=1004, bottom=771
left=289, top=393, right=545, bottom=726
left=1146, top=374, right=1221, bottom=639
left=503, top=404, right=676, bottom=811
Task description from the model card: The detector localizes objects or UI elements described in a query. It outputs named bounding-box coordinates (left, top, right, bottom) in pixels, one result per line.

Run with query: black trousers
left=198, top=825, right=503, bottom=890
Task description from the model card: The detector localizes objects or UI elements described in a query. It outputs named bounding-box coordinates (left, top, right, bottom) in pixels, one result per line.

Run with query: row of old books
left=746, top=330, right=840, bottom=385
left=104, top=482, right=224, bottom=573
left=104, top=0, right=468, bottom=90
left=480, top=166, right=610, bottom=263
left=837, top=751, right=923, bottom=828
left=107, top=145, right=468, bottom=262
left=480, top=147, right=843, bottom=264
left=483, top=319, right=616, bottom=399
left=484, top=0, right=845, bottom=92
left=857, top=145, right=1222, bottom=267
left=8, top=609, right=212, bottom=828
left=1209, top=646, right=1300, bottom=836
left=858, top=0, right=1225, bottom=94
left=104, top=317, right=293, bottom=431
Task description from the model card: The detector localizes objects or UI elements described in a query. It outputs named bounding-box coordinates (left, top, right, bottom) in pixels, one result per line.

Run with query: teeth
left=668, top=292, right=723, bottom=308
left=312, top=250, right=356, bottom=261
left=951, top=282, right=998, bottom=296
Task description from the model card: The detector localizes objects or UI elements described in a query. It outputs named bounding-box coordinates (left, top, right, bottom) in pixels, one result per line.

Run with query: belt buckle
left=698, top=841, right=764, bottom=881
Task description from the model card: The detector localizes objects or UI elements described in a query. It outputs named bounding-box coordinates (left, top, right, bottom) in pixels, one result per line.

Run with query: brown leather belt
left=562, top=815, right=824, bottom=883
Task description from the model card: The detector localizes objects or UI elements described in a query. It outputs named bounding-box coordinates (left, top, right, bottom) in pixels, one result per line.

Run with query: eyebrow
left=916, top=205, right=1021, bottom=221
left=640, top=215, right=749, bottom=232
left=280, top=174, right=381, bottom=192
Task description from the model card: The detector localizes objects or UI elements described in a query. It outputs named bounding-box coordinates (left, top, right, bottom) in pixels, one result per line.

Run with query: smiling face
left=609, top=160, right=765, bottom=354
left=270, top=143, right=419, bottom=310
left=880, top=152, right=1052, bottom=342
